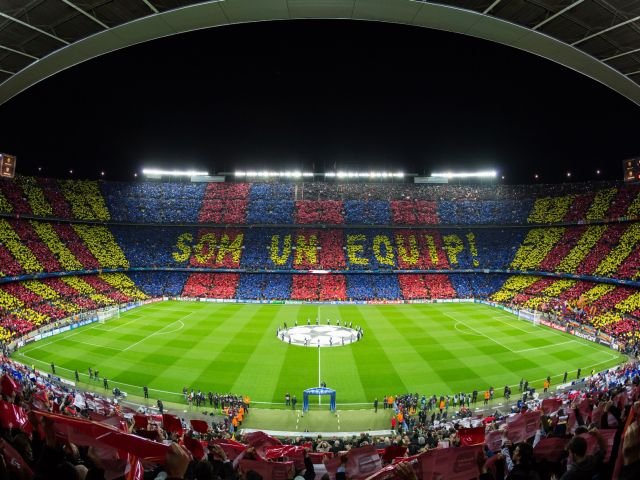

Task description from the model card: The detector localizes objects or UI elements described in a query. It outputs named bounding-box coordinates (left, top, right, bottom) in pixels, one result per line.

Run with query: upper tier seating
left=2, top=176, right=639, bottom=225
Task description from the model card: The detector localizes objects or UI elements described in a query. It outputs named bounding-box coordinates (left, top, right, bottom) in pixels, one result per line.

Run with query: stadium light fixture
left=324, top=171, right=404, bottom=179
left=234, top=171, right=314, bottom=178
left=430, top=170, right=497, bottom=179
left=142, top=168, right=209, bottom=177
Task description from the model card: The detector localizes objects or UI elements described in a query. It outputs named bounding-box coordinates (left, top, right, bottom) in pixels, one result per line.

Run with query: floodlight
left=325, top=171, right=404, bottom=179
left=430, top=170, right=497, bottom=179
left=235, top=170, right=313, bottom=178
left=142, top=168, right=209, bottom=177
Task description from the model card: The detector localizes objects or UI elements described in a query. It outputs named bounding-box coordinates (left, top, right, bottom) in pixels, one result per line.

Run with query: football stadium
left=1, top=1, right=640, bottom=480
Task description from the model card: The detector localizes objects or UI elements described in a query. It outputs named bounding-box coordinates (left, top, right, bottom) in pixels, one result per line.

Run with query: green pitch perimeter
left=15, top=301, right=626, bottom=406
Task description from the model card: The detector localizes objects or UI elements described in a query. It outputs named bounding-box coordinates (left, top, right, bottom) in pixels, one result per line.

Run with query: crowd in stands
left=128, top=272, right=190, bottom=298
left=0, top=275, right=147, bottom=339
left=102, top=181, right=206, bottom=223
left=2, top=176, right=640, bottom=226
left=0, top=355, right=639, bottom=480
left=199, top=183, right=250, bottom=224
left=345, top=275, right=402, bottom=301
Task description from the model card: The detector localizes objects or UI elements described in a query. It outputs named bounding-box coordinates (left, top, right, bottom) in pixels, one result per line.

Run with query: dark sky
left=0, top=19, right=638, bottom=184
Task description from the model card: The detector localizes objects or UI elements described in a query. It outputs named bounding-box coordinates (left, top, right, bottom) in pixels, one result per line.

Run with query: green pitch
left=15, top=301, right=625, bottom=406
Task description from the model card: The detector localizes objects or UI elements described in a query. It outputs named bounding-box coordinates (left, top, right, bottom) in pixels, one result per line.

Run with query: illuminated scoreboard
left=0, top=153, right=16, bottom=178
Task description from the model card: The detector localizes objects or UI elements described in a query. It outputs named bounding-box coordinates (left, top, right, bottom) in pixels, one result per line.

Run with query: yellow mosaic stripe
left=627, top=191, right=640, bottom=217
left=0, top=189, right=12, bottom=214
left=0, top=218, right=43, bottom=274
left=581, top=283, right=616, bottom=303
left=22, top=280, right=79, bottom=313
left=523, top=279, right=579, bottom=309
left=0, top=326, right=12, bottom=342
left=16, top=176, right=52, bottom=217
left=594, top=223, right=640, bottom=276
left=527, top=196, right=573, bottom=223
left=510, top=228, right=565, bottom=270
left=541, top=279, right=577, bottom=296
left=59, top=180, right=110, bottom=220
left=586, top=188, right=617, bottom=221
left=490, top=275, right=541, bottom=303
left=592, top=312, right=622, bottom=330
left=614, top=291, right=640, bottom=315
left=72, top=225, right=129, bottom=268
left=556, top=225, right=607, bottom=273
left=99, top=273, right=147, bottom=300
left=0, top=289, right=48, bottom=326
left=30, top=221, right=84, bottom=271
left=61, top=276, right=114, bottom=305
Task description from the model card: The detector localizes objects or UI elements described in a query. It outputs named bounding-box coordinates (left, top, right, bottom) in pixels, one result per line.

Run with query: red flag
left=133, top=414, right=149, bottom=429
left=35, top=411, right=170, bottom=463
left=239, top=459, right=294, bottom=480
left=190, top=419, right=209, bottom=434
left=308, top=451, right=333, bottom=464
left=125, top=455, right=144, bottom=480
left=533, top=437, right=568, bottom=463
left=419, top=445, right=483, bottom=480
left=0, top=438, right=34, bottom=480
left=577, top=398, right=592, bottom=423
left=616, top=390, right=629, bottom=411
left=541, top=398, right=563, bottom=415
left=506, top=410, right=541, bottom=443
left=324, top=445, right=382, bottom=480
left=162, top=414, right=183, bottom=435
left=382, top=445, right=407, bottom=464
left=578, top=429, right=617, bottom=462
left=183, top=435, right=206, bottom=461
left=484, top=430, right=503, bottom=452
left=458, top=426, right=485, bottom=446
left=265, top=445, right=306, bottom=470
left=213, top=439, right=247, bottom=460
left=0, top=400, right=32, bottom=433
left=591, top=403, right=605, bottom=426
left=567, top=410, right=577, bottom=434
left=245, top=431, right=282, bottom=458
left=0, top=374, right=21, bottom=397
left=31, top=390, right=50, bottom=411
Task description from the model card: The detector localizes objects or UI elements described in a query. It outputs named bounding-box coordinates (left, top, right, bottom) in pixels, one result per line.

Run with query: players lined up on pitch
left=276, top=318, right=365, bottom=346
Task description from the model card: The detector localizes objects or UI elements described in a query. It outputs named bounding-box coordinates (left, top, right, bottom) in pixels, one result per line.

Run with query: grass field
left=15, top=301, right=626, bottom=408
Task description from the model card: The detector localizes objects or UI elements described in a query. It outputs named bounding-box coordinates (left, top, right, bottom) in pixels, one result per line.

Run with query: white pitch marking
left=513, top=340, right=574, bottom=354
left=454, top=322, right=484, bottom=336
left=122, top=320, right=184, bottom=352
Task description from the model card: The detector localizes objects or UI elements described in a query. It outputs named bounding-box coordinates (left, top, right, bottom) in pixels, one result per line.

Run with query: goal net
left=97, top=305, right=120, bottom=324
left=518, top=308, right=543, bottom=325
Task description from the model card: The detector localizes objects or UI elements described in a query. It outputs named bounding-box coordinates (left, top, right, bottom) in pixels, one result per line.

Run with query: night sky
left=0, top=19, right=638, bottom=184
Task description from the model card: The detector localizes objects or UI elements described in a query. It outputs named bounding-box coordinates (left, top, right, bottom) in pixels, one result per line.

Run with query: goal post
left=518, top=308, right=542, bottom=325
left=97, top=305, right=120, bottom=324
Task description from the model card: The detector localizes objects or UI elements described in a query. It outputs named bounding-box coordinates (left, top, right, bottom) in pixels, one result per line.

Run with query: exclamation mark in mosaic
left=466, top=232, right=480, bottom=267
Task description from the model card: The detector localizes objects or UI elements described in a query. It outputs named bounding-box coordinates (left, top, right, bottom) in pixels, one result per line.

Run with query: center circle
left=277, top=324, right=363, bottom=347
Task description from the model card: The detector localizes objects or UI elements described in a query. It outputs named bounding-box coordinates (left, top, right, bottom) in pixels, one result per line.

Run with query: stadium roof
left=0, top=0, right=639, bottom=107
